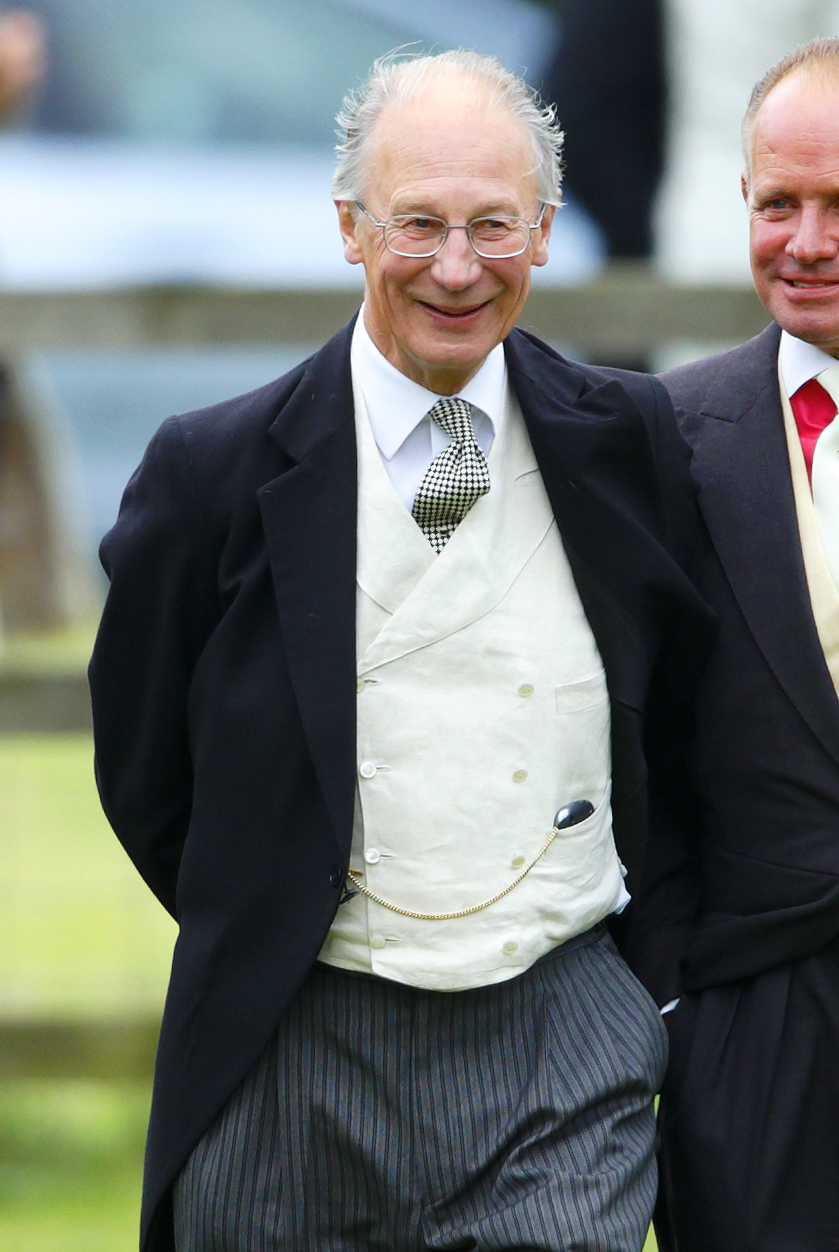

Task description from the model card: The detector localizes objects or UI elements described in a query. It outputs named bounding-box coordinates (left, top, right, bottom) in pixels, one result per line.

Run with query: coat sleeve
left=88, top=416, right=222, bottom=919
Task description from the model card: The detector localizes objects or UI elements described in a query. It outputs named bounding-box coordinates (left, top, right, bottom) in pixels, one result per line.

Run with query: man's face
left=336, top=79, right=553, bottom=394
left=745, top=72, right=839, bottom=357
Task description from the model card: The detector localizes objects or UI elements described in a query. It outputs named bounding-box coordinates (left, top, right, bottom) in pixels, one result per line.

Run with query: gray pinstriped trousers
left=173, top=926, right=666, bottom=1252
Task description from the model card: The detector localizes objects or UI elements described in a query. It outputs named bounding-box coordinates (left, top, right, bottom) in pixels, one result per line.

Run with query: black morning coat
left=633, top=323, right=839, bottom=1000
left=88, top=318, right=713, bottom=1251
left=633, top=324, right=839, bottom=1252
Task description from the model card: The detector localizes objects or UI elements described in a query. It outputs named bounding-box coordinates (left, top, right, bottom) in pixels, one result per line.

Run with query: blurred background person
left=541, top=0, right=664, bottom=370
left=543, top=0, right=665, bottom=264
left=0, top=8, right=45, bottom=122
left=0, top=7, right=46, bottom=640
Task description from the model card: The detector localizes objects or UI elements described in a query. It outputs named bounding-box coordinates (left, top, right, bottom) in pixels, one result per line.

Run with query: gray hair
left=332, top=49, right=563, bottom=208
left=742, top=36, right=839, bottom=184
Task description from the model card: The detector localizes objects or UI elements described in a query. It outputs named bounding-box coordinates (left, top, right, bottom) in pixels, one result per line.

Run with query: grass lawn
left=0, top=1079, right=149, bottom=1252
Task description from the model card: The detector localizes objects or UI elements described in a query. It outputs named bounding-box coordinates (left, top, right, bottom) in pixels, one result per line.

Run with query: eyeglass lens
left=383, top=215, right=533, bottom=257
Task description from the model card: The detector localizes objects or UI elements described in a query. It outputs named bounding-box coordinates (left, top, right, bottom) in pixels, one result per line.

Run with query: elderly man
left=90, top=50, right=710, bottom=1252
left=638, top=36, right=839, bottom=1252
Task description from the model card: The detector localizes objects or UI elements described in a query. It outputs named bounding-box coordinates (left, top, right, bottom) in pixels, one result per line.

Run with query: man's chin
left=778, top=309, right=839, bottom=356
left=398, top=339, right=491, bottom=393
left=765, top=286, right=839, bottom=352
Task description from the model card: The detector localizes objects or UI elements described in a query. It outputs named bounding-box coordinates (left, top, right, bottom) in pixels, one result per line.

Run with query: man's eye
left=472, top=217, right=514, bottom=237
left=399, top=216, right=438, bottom=234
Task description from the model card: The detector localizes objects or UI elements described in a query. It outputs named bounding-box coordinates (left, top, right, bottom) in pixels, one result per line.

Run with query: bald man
left=637, top=37, right=839, bottom=1252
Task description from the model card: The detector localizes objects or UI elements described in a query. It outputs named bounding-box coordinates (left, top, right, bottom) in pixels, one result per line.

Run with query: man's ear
left=336, top=201, right=364, bottom=265
left=531, top=204, right=555, bottom=268
left=741, top=174, right=749, bottom=205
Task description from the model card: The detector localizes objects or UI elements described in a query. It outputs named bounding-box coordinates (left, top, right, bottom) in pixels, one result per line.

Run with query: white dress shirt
left=779, top=329, right=839, bottom=399
left=350, top=307, right=504, bottom=510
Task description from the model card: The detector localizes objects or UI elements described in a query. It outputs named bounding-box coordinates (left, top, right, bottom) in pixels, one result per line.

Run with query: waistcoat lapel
left=505, top=334, right=667, bottom=711
left=353, top=383, right=437, bottom=617
left=356, top=388, right=555, bottom=674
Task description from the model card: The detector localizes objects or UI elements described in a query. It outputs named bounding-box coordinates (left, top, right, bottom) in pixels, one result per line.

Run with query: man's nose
left=788, top=205, right=839, bottom=263
left=429, top=226, right=484, bottom=286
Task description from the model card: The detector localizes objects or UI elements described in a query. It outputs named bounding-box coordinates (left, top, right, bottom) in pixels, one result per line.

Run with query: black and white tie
left=411, top=397, right=491, bottom=552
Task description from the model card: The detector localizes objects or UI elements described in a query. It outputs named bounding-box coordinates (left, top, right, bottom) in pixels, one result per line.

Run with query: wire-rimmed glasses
left=355, top=202, right=546, bottom=259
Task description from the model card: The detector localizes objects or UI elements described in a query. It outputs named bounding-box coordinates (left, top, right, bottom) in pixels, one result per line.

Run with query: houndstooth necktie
left=411, top=397, right=491, bottom=552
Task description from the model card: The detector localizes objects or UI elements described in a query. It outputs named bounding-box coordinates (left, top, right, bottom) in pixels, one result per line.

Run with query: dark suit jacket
left=89, top=319, right=712, bottom=1252
left=634, top=324, right=839, bottom=1006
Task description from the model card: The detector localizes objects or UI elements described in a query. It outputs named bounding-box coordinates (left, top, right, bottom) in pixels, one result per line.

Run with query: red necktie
left=790, top=378, right=838, bottom=480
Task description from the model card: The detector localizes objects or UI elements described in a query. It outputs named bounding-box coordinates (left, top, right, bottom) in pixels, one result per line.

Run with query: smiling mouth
left=418, top=299, right=489, bottom=319
left=785, top=278, right=839, bottom=288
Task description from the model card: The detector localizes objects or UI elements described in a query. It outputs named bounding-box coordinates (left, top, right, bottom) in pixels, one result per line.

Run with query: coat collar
left=690, top=323, right=782, bottom=425
left=684, top=324, right=839, bottom=764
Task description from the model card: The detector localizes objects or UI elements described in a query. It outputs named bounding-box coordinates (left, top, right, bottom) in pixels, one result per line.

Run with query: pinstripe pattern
left=173, top=927, right=666, bottom=1251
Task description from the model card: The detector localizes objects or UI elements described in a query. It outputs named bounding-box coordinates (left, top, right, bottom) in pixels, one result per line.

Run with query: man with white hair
left=90, top=50, right=710, bottom=1252
left=641, top=36, right=839, bottom=1252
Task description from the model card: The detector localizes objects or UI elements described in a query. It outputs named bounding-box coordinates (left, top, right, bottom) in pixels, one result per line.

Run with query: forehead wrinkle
left=422, top=75, right=541, bottom=189
left=750, top=151, right=839, bottom=203
left=365, top=92, right=536, bottom=216
left=752, top=77, right=839, bottom=166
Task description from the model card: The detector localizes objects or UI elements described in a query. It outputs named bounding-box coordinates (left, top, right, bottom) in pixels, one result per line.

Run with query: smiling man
left=640, top=36, right=839, bottom=1252
left=89, top=50, right=711, bottom=1252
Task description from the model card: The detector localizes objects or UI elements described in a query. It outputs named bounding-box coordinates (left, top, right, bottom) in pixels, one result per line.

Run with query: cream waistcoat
left=780, top=365, right=839, bottom=695
left=317, top=381, right=626, bottom=991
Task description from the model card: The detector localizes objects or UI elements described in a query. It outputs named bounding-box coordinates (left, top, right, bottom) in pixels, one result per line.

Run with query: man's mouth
left=418, top=300, right=489, bottom=320
left=784, top=277, right=839, bottom=288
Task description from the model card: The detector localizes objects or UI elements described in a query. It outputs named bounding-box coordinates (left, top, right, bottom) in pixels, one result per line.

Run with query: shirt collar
left=350, top=305, right=506, bottom=460
left=779, top=329, right=839, bottom=397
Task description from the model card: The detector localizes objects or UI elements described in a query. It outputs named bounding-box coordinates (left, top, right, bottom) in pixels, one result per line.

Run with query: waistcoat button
left=359, top=761, right=377, bottom=778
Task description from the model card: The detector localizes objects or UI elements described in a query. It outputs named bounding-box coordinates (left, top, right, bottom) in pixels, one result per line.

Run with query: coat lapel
left=257, top=322, right=359, bottom=860
left=686, top=327, right=839, bottom=764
